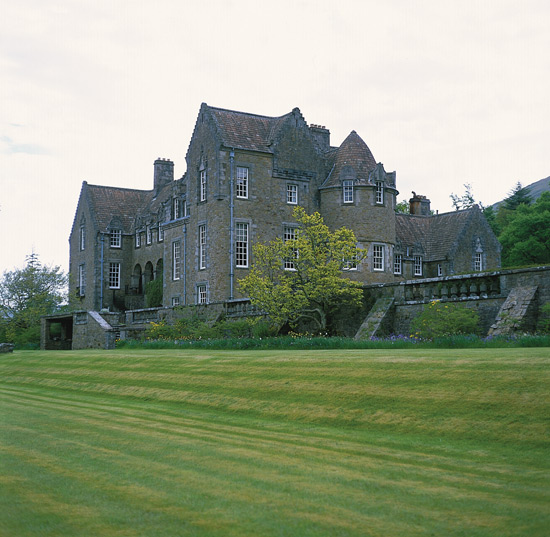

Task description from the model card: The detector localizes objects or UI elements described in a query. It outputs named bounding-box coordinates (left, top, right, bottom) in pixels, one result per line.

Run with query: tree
left=395, top=199, right=410, bottom=214
left=499, top=192, right=550, bottom=267
left=0, top=253, right=67, bottom=345
left=239, top=207, right=365, bottom=333
left=503, top=182, right=532, bottom=210
left=450, top=183, right=477, bottom=211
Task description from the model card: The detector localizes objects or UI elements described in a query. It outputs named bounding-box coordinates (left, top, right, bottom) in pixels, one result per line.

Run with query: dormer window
left=110, top=229, right=121, bottom=248
left=375, top=181, right=384, bottom=204
left=343, top=180, right=354, bottom=203
left=236, top=167, right=248, bottom=199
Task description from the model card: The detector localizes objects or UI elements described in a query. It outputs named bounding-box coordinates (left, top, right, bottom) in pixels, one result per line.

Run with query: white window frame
left=235, top=222, right=249, bottom=268
left=283, top=226, right=298, bottom=270
left=375, top=181, right=384, bottom=204
left=200, top=170, right=207, bottom=202
left=135, top=230, right=141, bottom=248
left=78, top=264, right=86, bottom=295
left=287, top=184, right=298, bottom=205
left=343, top=180, right=354, bottom=203
left=110, top=229, right=121, bottom=248
left=173, top=198, right=181, bottom=220
left=373, top=244, right=384, bottom=271
left=146, top=225, right=152, bottom=245
left=414, top=255, right=423, bottom=276
left=79, top=225, right=86, bottom=251
left=199, top=224, right=207, bottom=270
left=343, top=253, right=358, bottom=271
left=158, top=224, right=164, bottom=242
left=394, top=254, right=402, bottom=275
left=108, top=262, right=121, bottom=289
left=197, top=284, right=208, bottom=305
left=172, top=241, right=181, bottom=280
left=474, top=252, right=483, bottom=271
left=172, top=296, right=180, bottom=307
left=236, top=167, right=248, bottom=199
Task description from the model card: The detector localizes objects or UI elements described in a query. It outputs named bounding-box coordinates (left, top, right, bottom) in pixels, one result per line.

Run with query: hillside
left=492, top=175, right=550, bottom=209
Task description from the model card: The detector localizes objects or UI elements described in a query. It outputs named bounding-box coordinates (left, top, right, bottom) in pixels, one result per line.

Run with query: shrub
left=410, top=301, right=480, bottom=340
left=145, top=278, right=163, bottom=308
left=538, top=303, right=550, bottom=333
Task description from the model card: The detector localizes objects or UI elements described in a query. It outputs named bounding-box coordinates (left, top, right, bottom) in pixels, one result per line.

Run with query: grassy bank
left=1, top=348, right=549, bottom=536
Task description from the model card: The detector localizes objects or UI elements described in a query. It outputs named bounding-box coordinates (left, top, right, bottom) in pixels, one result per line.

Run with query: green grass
left=0, top=348, right=549, bottom=537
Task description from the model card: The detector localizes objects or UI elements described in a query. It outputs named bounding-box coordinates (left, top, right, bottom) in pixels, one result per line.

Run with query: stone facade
left=69, top=103, right=501, bottom=311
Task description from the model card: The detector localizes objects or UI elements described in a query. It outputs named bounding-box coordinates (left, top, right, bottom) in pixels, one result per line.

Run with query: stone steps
left=488, top=286, right=538, bottom=336
left=354, top=297, right=395, bottom=340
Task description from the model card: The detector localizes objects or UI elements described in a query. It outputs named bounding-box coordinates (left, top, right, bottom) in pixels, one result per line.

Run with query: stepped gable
left=395, top=208, right=475, bottom=261
left=86, top=183, right=151, bottom=233
left=208, top=105, right=292, bottom=153
left=321, top=131, right=377, bottom=188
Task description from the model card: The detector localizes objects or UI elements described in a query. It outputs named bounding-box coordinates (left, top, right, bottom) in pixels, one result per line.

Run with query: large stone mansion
left=69, top=103, right=501, bottom=311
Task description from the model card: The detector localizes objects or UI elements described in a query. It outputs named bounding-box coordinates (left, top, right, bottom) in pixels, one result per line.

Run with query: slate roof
left=396, top=208, right=476, bottom=261
left=85, top=183, right=151, bottom=233
left=321, top=131, right=377, bottom=188
left=207, top=105, right=293, bottom=153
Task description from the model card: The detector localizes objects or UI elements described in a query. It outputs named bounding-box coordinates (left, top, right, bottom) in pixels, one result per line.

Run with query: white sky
left=1, top=0, right=549, bottom=274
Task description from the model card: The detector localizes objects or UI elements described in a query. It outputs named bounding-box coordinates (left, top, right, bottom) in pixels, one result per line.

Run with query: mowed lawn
left=0, top=349, right=549, bottom=537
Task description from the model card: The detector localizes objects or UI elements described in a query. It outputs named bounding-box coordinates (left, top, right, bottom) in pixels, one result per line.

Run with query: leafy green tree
left=0, top=253, right=67, bottom=344
left=239, top=207, right=364, bottom=333
left=395, top=199, right=410, bottom=214
left=499, top=192, right=550, bottom=267
left=450, top=183, right=477, bottom=211
left=503, top=182, right=532, bottom=210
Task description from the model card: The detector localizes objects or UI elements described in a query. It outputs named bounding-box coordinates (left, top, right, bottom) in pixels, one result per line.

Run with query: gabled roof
left=85, top=183, right=151, bottom=233
left=206, top=104, right=294, bottom=153
left=321, top=131, right=377, bottom=188
left=396, top=208, right=476, bottom=261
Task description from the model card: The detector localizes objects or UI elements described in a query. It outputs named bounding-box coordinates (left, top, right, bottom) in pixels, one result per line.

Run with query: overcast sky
left=1, top=0, right=548, bottom=274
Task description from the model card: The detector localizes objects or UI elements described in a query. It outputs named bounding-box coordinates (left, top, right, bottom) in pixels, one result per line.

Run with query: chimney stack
left=409, top=192, right=431, bottom=216
left=154, top=158, right=174, bottom=193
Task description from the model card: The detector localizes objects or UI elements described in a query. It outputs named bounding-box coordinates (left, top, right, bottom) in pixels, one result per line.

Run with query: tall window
left=343, top=252, right=358, bottom=271
left=197, top=284, right=208, bottom=305
left=173, top=197, right=184, bottom=220
left=199, top=224, right=207, bottom=269
left=135, top=231, right=141, bottom=248
left=172, top=241, right=181, bottom=280
left=474, top=252, right=483, bottom=271
left=200, top=170, right=207, bottom=202
left=235, top=222, right=249, bottom=268
left=109, top=262, right=120, bottom=289
left=110, top=229, right=121, bottom=248
left=373, top=244, right=384, bottom=271
left=343, top=180, right=354, bottom=203
left=287, top=184, right=298, bottom=205
left=79, top=225, right=86, bottom=251
left=158, top=223, right=164, bottom=242
left=375, top=182, right=384, bottom=204
left=78, top=264, right=86, bottom=295
left=236, top=167, right=248, bottom=199
left=283, top=226, right=297, bottom=270
left=414, top=255, right=423, bottom=276
left=394, top=254, right=402, bottom=275
left=146, top=225, right=152, bottom=245
left=438, top=263, right=443, bottom=276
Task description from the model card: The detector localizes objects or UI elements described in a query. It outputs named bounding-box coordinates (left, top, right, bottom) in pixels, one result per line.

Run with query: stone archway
left=132, top=264, right=143, bottom=294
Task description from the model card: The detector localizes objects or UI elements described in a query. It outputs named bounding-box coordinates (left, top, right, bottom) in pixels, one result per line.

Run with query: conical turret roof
left=321, top=131, right=377, bottom=188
